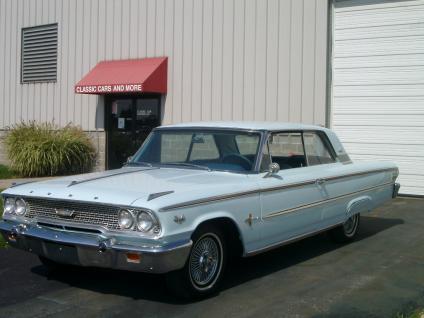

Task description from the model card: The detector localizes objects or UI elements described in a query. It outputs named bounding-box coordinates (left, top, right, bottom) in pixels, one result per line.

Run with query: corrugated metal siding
left=21, top=23, right=58, bottom=83
left=331, top=0, right=424, bottom=196
left=0, top=0, right=328, bottom=131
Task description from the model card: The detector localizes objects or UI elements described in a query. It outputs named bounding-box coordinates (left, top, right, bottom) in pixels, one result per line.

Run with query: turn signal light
left=126, top=253, right=141, bottom=263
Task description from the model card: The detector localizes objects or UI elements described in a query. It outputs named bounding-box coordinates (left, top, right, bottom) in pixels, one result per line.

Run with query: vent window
left=21, top=23, right=58, bottom=83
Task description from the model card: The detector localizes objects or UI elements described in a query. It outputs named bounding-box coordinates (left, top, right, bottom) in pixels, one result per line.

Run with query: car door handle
left=316, top=178, right=326, bottom=185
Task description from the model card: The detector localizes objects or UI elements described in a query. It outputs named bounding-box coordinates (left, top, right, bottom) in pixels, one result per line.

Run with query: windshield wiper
left=164, top=162, right=211, bottom=171
left=126, top=161, right=153, bottom=167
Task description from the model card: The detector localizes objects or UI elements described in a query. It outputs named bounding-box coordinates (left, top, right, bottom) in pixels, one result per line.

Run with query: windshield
left=131, top=129, right=262, bottom=172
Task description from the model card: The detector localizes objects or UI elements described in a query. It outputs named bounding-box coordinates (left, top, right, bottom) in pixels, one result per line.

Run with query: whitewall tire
left=329, top=213, right=360, bottom=243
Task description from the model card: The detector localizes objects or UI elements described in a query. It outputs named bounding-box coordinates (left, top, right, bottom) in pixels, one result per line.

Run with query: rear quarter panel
left=319, top=160, right=398, bottom=226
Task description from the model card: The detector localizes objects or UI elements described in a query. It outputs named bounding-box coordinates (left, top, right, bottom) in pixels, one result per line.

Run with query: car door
left=256, top=131, right=328, bottom=248
left=301, top=131, right=343, bottom=227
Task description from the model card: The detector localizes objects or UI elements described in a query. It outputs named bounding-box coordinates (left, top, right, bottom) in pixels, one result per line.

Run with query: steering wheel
left=222, top=153, right=252, bottom=171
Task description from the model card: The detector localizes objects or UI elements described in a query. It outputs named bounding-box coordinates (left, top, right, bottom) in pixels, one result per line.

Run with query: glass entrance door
left=106, top=95, right=161, bottom=169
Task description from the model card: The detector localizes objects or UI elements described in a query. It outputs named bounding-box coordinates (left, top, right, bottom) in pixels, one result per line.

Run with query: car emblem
left=55, top=208, right=76, bottom=218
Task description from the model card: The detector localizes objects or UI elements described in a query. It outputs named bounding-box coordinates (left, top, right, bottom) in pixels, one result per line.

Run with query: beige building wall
left=0, top=0, right=329, bottom=168
left=0, top=0, right=329, bottom=129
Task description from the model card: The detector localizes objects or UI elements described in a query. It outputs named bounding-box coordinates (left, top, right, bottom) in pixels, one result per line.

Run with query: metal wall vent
left=21, top=23, right=58, bottom=83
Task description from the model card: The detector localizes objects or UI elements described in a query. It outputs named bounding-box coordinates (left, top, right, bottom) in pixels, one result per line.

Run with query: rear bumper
left=0, top=220, right=191, bottom=273
left=393, top=183, right=401, bottom=198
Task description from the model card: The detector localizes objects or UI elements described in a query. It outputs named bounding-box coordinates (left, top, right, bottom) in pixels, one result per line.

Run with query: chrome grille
left=25, top=198, right=120, bottom=230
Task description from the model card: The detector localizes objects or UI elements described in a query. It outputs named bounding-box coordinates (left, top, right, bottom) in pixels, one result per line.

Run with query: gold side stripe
left=263, top=181, right=393, bottom=220
left=159, top=168, right=396, bottom=212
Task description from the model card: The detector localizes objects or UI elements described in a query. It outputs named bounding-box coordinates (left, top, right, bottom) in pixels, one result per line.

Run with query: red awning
left=75, top=57, right=167, bottom=94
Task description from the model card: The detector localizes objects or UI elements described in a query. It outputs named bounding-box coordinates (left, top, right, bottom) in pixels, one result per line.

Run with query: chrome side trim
left=263, top=181, right=393, bottom=219
left=245, top=223, right=342, bottom=256
left=159, top=189, right=260, bottom=212
left=320, top=168, right=396, bottom=183
left=159, top=168, right=397, bottom=212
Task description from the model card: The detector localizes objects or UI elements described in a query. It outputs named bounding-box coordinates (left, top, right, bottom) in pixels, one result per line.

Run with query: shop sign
left=75, top=83, right=143, bottom=94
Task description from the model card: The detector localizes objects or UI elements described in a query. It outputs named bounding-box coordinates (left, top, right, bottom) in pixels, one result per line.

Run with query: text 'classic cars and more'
left=0, top=122, right=400, bottom=298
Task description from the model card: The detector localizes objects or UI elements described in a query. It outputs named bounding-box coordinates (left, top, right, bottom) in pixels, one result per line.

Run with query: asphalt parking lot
left=0, top=197, right=423, bottom=318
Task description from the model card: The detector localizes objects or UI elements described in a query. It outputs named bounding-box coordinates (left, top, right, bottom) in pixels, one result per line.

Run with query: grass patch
left=0, top=193, right=6, bottom=248
left=0, top=164, right=17, bottom=179
left=396, top=308, right=424, bottom=318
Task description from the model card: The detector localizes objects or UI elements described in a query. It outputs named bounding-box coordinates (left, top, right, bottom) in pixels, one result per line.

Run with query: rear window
left=303, top=132, right=336, bottom=166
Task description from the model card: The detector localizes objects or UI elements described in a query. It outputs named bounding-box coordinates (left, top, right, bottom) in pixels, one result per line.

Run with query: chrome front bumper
left=0, top=220, right=192, bottom=273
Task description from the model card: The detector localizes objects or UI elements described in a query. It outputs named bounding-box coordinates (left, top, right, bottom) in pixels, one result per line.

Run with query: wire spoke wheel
left=189, top=233, right=222, bottom=290
left=166, top=226, right=227, bottom=298
left=343, top=214, right=359, bottom=237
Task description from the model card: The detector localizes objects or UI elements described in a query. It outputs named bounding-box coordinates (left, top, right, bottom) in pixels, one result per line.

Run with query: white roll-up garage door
left=331, top=0, right=424, bottom=196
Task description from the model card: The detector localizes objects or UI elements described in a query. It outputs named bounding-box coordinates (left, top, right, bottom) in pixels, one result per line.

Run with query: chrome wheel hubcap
left=189, top=235, right=221, bottom=287
left=344, top=214, right=359, bottom=236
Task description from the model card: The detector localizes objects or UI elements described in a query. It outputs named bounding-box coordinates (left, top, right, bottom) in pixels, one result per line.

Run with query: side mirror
left=124, top=156, right=133, bottom=166
left=264, top=162, right=280, bottom=178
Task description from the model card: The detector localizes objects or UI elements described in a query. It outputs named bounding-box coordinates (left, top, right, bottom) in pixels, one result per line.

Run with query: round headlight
left=15, top=198, right=27, bottom=216
left=136, top=211, right=154, bottom=232
left=118, top=209, right=134, bottom=229
left=4, top=198, right=15, bottom=215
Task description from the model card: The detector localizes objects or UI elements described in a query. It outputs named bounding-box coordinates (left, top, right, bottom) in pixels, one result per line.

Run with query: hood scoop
left=147, top=190, right=174, bottom=201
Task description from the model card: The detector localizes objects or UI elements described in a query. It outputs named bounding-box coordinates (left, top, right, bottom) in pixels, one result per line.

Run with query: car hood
left=2, top=167, right=257, bottom=209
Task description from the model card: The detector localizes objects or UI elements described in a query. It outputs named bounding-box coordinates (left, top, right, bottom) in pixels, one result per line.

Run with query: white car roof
left=159, top=121, right=329, bottom=132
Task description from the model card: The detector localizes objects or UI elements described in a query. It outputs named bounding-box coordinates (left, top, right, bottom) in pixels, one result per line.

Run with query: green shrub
left=0, top=164, right=16, bottom=179
left=4, top=122, right=96, bottom=177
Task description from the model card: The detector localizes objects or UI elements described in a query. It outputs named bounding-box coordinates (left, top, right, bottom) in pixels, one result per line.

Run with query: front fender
left=163, top=210, right=245, bottom=246
left=157, top=194, right=262, bottom=254
left=190, top=211, right=241, bottom=232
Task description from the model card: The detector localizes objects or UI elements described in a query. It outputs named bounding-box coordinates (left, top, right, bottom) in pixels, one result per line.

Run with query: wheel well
left=194, top=218, right=244, bottom=256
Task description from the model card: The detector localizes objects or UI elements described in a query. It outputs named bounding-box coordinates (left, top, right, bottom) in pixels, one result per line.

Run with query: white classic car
left=1, top=122, right=400, bottom=298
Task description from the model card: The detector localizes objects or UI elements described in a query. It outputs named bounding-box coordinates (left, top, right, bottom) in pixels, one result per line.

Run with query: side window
left=189, top=134, right=219, bottom=161
left=268, top=132, right=306, bottom=169
left=303, top=132, right=336, bottom=166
